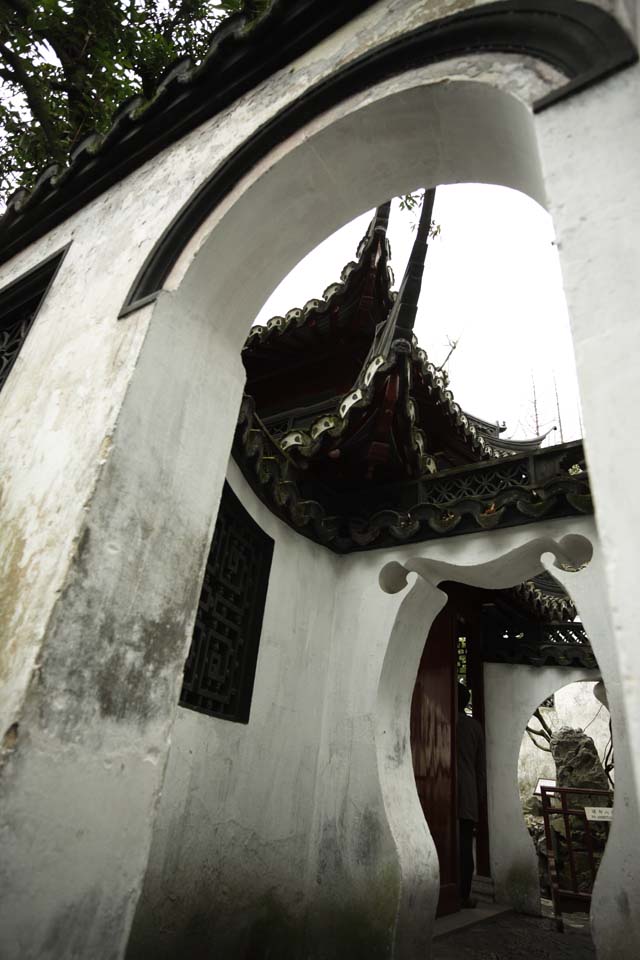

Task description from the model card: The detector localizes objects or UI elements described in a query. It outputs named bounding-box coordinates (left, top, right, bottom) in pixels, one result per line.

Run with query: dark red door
left=410, top=605, right=459, bottom=917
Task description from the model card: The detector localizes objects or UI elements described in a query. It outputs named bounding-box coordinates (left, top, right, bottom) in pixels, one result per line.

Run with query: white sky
left=254, top=183, right=582, bottom=444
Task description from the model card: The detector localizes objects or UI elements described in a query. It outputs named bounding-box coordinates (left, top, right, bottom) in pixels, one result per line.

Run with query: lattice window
left=180, top=481, right=274, bottom=722
left=0, top=248, right=68, bottom=397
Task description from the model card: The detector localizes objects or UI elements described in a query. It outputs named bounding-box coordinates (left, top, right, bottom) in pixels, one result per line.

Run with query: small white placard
left=534, top=778, right=556, bottom=796
left=584, top=806, right=613, bottom=822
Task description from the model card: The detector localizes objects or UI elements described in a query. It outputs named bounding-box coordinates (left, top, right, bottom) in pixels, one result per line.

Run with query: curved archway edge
left=0, top=3, right=638, bottom=958
left=376, top=532, right=594, bottom=953
left=375, top=528, right=640, bottom=958
left=118, top=0, right=636, bottom=315
left=150, top=79, right=547, bottom=363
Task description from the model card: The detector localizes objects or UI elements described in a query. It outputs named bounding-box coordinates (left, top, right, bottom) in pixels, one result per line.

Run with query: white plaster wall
left=0, top=287, right=248, bottom=959
left=541, top=544, right=640, bottom=960
left=518, top=679, right=612, bottom=803
left=0, top=4, right=636, bottom=957
left=0, top=61, right=555, bottom=959
left=300, top=551, right=434, bottom=959
left=537, top=58, right=640, bottom=814
left=0, top=2, right=552, bottom=750
left=485, top=664, right=600, bottom=914
left=127, top=462, right=422, bottom=959
left=126, top=459, right=341, bottom=958
left=375, top=521, right=640, bottom=959
left=130, top=503, right=620, bottom=959
left=536, top=62, right=640, bottom=959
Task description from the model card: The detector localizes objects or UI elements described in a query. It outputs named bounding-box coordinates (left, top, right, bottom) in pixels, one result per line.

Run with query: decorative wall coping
left=1, top=1, right=635, bottom=276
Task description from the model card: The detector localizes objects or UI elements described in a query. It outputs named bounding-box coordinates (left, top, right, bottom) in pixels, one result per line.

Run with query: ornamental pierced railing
left=344, top=439, right=591, bottom=543
left=417, top=459, right=529, bottom=505
left=410, top=440, right=587, bottom=508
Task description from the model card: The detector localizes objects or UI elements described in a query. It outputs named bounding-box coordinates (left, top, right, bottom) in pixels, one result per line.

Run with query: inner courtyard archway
left=519, top=678, right=613, bottom=922
left=88, top=73, right=640, bottom=960
left=1, top=6, right=639, bottom=953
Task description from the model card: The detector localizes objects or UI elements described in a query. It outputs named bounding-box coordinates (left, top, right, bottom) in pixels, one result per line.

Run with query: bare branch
left=438, top=336, right=459, bottom=373
left=526, top=727, right=552, bottom=752
left=533, top=707, right=553, bottom=739
left=0, top=42, right=61, bottom=158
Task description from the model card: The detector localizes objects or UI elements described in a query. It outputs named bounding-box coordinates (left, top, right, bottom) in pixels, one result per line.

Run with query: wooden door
left=410, top=605, right=459, bottom=917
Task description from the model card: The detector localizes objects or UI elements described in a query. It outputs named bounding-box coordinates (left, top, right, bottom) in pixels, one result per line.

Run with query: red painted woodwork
left=442, top=583, right=491, bottom=877
left=410, top=605, right=460, bottom=917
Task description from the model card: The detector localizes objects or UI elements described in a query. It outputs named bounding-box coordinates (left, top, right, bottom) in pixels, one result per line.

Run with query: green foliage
left=0, top=0, right=268, bottom=202
left=398, top=188, right=441, bottom=236
left=398, top=190, right=422, bottom=212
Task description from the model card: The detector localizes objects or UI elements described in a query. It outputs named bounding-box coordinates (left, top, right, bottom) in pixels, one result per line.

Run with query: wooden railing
left=540, top=785, right=613, bottom=931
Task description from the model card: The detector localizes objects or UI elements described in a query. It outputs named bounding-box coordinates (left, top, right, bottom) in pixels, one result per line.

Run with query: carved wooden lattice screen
left=180, top=481, right=274, bottom=722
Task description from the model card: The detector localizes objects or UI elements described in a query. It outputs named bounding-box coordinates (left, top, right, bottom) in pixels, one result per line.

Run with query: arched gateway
left=0, top=3, right=638, bottom=959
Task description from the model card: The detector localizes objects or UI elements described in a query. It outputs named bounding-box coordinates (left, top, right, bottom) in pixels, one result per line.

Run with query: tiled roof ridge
left=0, top=1, right=635, bottom=266
left=0, top=0, right=382, bottom=240
left=249, top=184, right=545, bottom=467
left=489, top=428, right=555, bottom=452
left=2, top=8, right=255, bottom=224
left=277, top=336, right=528, bottom=468
left=244, top=206, right=393, bottom=348
left=513, top=577, right=577, bottom=622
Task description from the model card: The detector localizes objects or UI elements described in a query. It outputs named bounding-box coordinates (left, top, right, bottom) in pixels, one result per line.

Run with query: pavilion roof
left=245, top=202, right=394, bottom=357
left=241, top=192, right=550, bottom=490
left=512, top=571, right=577, bottom=623
left=234, top=193, right=590, bottom=553
left=234, top=404, right=591, bottom=551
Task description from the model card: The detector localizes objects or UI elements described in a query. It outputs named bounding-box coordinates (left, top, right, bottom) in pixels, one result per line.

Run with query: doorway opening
left=409, top=574, right=595, bottom=920
left=519, top=679, right=614, bottom=928
left=410, top=581, right=494, bottom=918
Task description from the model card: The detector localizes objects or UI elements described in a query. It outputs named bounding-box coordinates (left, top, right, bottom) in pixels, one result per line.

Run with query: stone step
left=472, top=874, right=496, bottom=902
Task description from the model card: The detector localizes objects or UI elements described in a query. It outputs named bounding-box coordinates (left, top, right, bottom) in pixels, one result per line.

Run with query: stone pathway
left=432, top=911, right=595, bottom=960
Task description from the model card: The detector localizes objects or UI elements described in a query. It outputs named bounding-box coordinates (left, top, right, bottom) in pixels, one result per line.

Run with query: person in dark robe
left=457, top=682, right=486, bottom=908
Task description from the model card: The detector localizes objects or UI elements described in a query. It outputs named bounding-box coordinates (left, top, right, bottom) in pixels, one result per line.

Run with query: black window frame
left=0, top=244, right=70, bottom=397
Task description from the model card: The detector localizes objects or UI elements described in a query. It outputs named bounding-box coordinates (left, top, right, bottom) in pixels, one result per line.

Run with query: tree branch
left=0, top=42, right=61, bottom=158
left=533, top=707, right=553, bottom=739
left=162, top=0, right=199, bottom=38
left=526, top=727, right=552, bottom=752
